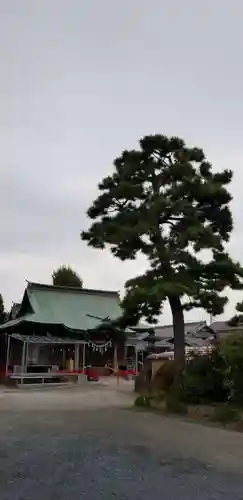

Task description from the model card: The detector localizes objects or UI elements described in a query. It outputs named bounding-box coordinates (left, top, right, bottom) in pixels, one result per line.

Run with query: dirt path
left=132, top=410, right=243, bottom=474
left=1, top=382, right=243, bottom=499
left=0, top=377, right=134, bottom=410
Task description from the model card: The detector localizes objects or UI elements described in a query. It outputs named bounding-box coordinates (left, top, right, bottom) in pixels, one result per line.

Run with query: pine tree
left=228, top=301, right=243, bottom=327
left=52, top=266, right=83, bottom=288
left=81, top=134, right=243, bottom=364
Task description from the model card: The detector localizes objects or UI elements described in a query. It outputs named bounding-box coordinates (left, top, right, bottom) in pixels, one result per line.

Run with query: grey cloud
left=0, top=0, right=243, bottom=320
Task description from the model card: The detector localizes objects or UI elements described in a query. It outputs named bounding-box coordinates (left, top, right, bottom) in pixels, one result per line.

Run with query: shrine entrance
left=86, top=339, right=113, bottom=372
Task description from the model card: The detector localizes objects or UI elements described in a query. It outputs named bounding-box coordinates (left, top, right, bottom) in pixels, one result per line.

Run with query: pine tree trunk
left=169, top=297, right=185, bottom=367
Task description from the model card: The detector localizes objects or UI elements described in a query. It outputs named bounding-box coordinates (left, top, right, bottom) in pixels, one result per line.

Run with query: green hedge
left=176, top=334, right=243, bottom=406
left=178, top=350, right=227, bottom=405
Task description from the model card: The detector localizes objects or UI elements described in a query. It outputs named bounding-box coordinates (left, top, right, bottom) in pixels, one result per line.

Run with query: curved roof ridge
left=26, top=281, right=119, bottom=296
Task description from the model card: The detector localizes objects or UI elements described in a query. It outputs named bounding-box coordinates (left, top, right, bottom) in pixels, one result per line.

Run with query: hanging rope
left=88, top=339, right=112, bottom=354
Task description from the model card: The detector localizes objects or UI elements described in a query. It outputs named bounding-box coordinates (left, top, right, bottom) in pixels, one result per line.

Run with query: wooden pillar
left=21, top=342, right=26, bottom=385
left=82, top=343, right=86, bottom=373
left=74, top=344, right=80, bottom=370
left=25, top=343, right=29, bottom=371
left=113, top=343, right=118, bottom=371
left=135, top=347, right=138, bottom=374
left=5, top=335, right=10, bottom=376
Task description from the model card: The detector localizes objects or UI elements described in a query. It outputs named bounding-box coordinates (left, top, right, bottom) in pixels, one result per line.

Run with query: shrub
left=134, top=394, right=151, bottom=408
left=178, top=351, right=226, bottom=404
left=210, top=404, right=239, bottom=424
left=219, top=334, right=243, bottom=405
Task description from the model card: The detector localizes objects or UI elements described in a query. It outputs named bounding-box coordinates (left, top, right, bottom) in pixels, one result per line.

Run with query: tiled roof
left=209, top=321, right=229, bottom=332
left=126, top=321, right=213, bottom=349
left=8, top=302, right=21, bottom=320
left=210, top=320, right=243, bottom=333
left=153, top=321, right=208, bottom=339
left=0, top=282, right=122, bottom=333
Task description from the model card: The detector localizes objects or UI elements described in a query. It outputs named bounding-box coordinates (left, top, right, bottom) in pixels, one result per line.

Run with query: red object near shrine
left=86, top=367, right=99, bottom=381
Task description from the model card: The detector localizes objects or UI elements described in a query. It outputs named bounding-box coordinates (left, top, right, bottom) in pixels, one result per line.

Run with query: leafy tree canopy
left=52, top=265, right=83, bottom=288
left=0, top=294, right=6, bottom=324
left=228, top=301, right=243, bottom=327
left=81, top=134, right=243, bottom=362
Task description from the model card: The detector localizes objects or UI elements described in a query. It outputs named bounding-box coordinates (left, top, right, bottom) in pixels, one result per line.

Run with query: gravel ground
left=1, top=384, right=243, bottom=499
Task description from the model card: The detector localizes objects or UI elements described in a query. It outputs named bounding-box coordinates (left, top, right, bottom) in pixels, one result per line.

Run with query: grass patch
left=165, top=393, right=188, bottom=415
left=209, top=404, right=240, bottom=425
left=132, top=390, right=243, bottom=433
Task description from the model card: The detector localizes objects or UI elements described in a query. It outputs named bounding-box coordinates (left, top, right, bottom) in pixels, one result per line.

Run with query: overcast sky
left=0, top=0, right=243, bottom=324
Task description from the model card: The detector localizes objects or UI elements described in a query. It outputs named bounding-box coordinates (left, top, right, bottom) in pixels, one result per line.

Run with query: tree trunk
left=113, top=343, right=118, bottom=372
left=169, top=296, right=185, bottom=367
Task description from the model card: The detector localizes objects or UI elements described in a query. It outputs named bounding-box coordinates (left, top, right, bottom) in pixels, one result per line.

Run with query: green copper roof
left=1, top=282, right=122, bottom=332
